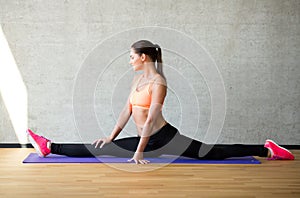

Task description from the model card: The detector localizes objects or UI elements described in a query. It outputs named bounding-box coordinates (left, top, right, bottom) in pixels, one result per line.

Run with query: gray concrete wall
left=0, top=0, right=299, bottom=144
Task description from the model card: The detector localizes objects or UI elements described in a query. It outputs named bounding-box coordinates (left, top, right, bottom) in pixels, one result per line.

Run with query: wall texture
left=0, top=0, right=299, bottom=144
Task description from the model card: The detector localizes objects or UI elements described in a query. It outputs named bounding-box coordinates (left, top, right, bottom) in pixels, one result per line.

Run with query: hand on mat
left=92, top=137, right=112, bottom=148
left=128, top=152, right=150, bottom=164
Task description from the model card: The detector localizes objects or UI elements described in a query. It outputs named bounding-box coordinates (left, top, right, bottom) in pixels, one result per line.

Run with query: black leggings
left=51, top=123, right=268, bottom=160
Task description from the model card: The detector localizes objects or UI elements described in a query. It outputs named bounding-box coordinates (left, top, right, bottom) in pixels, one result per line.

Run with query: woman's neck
left=142, top=62, right=157, bottom=79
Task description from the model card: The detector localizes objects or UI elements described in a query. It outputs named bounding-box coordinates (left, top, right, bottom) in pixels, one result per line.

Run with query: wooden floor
left=0, top=148, right=299, bottom=198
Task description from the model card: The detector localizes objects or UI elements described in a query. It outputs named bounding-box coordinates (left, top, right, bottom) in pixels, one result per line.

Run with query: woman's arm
left=93, top=75, right=140, bottom=148
left=93, top=95, right=132, bottom=148
left=109, top=96, right=132, bottom=141
left=105, top=75, right=141, bottom=141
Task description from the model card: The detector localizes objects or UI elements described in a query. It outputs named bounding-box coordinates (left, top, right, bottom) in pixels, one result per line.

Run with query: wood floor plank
left=0, top=148, right=299, bottom=197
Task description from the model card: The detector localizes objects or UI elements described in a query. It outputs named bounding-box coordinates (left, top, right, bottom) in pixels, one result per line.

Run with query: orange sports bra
left=130, top=80, right=153, bottom=109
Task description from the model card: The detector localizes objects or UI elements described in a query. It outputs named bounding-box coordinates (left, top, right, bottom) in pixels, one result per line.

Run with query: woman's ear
left=141, top=53, right=146, bottom=62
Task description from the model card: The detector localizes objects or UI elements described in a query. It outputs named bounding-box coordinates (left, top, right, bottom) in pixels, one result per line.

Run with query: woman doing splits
left=27, top=40, right=294, bottom=164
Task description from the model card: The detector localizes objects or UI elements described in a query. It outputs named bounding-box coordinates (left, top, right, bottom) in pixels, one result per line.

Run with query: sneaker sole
left=27, top=130, right=45, bottom=157
left=266, top=139, right=294, bottom=158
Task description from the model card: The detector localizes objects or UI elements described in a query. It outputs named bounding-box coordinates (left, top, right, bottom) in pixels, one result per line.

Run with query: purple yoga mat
left=23, top=153, right=261, bottom=164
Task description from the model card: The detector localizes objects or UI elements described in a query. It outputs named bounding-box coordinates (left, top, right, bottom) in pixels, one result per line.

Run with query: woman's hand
left=92, top=137, right=112, bottom=148
left=128, top=152, right=150, bottom=164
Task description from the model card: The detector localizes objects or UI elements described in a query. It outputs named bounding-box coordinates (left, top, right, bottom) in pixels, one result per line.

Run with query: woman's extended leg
left=51, top=137, right=143, bottom=157
left=153, top=124, right=293, bottom=160
left=27, top=128, right=143, bottom=157
left=28, top=128, right=161, bottom=158
left=163, top=132, right=269, bottom=159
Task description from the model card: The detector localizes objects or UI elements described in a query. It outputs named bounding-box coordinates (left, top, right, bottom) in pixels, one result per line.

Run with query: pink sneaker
left=264, top=139, right=294, bottom=160
left=27, top=129, right=51, bottom=157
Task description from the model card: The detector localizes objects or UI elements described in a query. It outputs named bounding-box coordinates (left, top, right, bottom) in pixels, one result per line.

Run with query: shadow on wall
left=0, top=25, right=28, bottom=144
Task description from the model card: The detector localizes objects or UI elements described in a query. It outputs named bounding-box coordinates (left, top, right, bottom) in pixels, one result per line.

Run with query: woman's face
left=129, top=48, right=143, bottom=71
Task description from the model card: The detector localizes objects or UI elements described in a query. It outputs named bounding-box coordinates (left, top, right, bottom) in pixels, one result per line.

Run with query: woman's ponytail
left=155, top=44, right=165, bottom=80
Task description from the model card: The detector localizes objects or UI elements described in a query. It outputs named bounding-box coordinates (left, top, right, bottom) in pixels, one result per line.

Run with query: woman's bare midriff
left=132, top=107, right=167, bottom=136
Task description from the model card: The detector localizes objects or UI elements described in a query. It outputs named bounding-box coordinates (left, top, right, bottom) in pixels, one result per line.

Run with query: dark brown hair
left=131, top=40, right=165, bottom=79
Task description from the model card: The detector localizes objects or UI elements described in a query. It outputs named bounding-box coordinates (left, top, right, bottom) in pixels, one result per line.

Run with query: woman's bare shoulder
left=153, top=74, right=167, bottom=87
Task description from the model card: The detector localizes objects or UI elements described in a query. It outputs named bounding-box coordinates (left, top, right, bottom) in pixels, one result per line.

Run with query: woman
left=27, top=40, right=294, bottom=164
